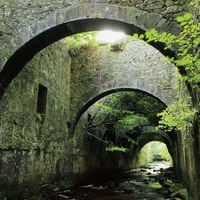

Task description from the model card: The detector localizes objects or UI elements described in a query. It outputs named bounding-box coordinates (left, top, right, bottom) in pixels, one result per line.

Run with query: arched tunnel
left=71, top=89, right=181, bottom=199
left=0, top=1, right=200, bottom=199
left=75, top=89, right=175, bottom=171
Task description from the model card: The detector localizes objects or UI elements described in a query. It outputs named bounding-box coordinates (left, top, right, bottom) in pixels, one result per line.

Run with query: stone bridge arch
left=99, top=78, right=173, bottom=106
left=72, top=80, right=174, bottom=135
left=0, top=1, right=183, bottom=99
left=136, top=126, right=173, bottom=149
left=127, top=125, right=175, bottom=162
left=70, top=37, right=180, bottom=134
left=1, top=2, right=199, bottom=198
left=133, top=126, right=175, bottom=165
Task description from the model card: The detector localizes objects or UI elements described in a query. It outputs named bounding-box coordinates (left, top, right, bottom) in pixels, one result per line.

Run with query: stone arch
left=136, top=125, right=173, bottom=146
left=69, top=33, right=182, bottom=134
left=72, top=87, right=167, bottom=135
left=135, top=125, right=174, bottom=158
left=121, top=125, right=174, bottom=158
left=0, top=2, right=179, bottom=99
left=98, top=78, right=175, bottom=106
left=135, top=137, right=173, bottom=166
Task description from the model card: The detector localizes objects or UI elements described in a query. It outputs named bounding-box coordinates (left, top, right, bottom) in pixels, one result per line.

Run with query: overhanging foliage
left=134, top=12, right=199, bottom=132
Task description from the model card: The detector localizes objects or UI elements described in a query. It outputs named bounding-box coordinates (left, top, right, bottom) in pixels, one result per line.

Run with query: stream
left=48, top=162, right=187, bottom=200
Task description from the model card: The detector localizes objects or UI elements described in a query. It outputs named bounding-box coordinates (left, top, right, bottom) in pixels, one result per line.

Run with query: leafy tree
left=133, top=11, right=199, bottom=132
left=157, top=98, right=196, bottom=131
left=134, top=12, right=200, bottom=86
left=86, top=91, right=165, bottom=151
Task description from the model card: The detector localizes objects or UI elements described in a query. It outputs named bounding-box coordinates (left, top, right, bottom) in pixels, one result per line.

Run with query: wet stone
left=47, top=164, right=186, bottom=199
left=47, top=163, right=189, bottom=200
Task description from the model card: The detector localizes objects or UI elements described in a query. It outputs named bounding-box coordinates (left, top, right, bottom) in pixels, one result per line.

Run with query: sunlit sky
left=96, top=30, right=127, bottom=43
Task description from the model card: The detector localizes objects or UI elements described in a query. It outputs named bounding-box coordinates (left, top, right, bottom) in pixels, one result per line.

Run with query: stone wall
left=0, top=34, right=179, bottom=198
left=0, top=40, right=77, bottom=198
left=69, top=38, right=179, bottom=130
left=0, top=39, right=71, bottom=150
left=0, top=36, right=141, bottom=199
left=1, top=1, right=200, bottom=199
left=171, top=82, right=200, bottom=200
left=0, top=0, right=189, bottom=98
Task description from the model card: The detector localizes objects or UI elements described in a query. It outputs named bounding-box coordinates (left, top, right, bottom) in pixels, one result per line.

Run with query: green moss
left=27, top=1, right=32, bottom=6
left=37, top=0, right=42, bottom=8
left=2, top=49, right=10, bottom=58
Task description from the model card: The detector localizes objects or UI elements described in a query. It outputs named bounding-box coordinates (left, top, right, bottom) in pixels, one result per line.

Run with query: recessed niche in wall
left=37, top=84, right=47, bottom=114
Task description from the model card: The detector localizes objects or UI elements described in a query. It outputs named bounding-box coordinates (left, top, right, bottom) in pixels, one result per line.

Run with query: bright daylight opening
left=138, top=141, right=173, bottom=169
left=95, top=30, right=127, bottom=43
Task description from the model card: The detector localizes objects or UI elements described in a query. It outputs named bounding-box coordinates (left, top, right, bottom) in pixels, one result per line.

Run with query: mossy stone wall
left=0, top=40, right=77, bottom=198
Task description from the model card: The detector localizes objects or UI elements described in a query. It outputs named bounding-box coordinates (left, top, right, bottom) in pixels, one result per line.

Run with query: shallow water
left=66, top=163, right=173, bottom=200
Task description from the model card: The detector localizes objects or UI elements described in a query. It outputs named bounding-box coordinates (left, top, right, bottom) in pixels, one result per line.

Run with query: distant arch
left=72, top=88, right=167, bottom=135
left=135, top=125, right=174, bottom=157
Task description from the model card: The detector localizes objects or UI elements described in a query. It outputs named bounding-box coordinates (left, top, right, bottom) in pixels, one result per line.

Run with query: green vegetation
left=135, top=12, right=200, bottom=86
left=169, top=182, right=190, bottom=200
left=2, top=49, right=10, bottom=58
left=134, top=12, right=199, bottom=132
left=157, top=98, right=196, bottom=131
left=138, top=141, right=172, bottom=167
left=106, top=145, right=128, bottom=152
left=66, top=32, right=99, bottom=49
left=69, top=10, right=200, bottom=147
left=86, top=91, right=165, bottom=152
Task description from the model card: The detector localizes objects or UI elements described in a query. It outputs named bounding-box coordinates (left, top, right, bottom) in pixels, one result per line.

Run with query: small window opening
left=37, top=84, right=47, bottom=114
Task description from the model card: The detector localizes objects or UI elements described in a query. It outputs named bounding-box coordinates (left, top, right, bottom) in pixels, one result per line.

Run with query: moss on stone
left=2, top=49, right=10, bottom=58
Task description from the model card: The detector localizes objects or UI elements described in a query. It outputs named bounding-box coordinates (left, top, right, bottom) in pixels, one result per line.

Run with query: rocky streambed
left=48, top=163, right=189, bottom=200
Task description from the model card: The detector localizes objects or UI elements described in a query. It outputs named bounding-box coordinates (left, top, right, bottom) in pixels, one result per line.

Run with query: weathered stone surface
left=0, top=29, right=197, bottom=199
left=69, top=38, right=179, bottom=128
left=0, top=0, right=188, bottom=99
left=0, top=40, right=71, bottom=150
left=0, top=36, right=181, bottom=198
left=0, top=41, right=76, bottom=198
left=0, top=0, right=200, bottom=200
